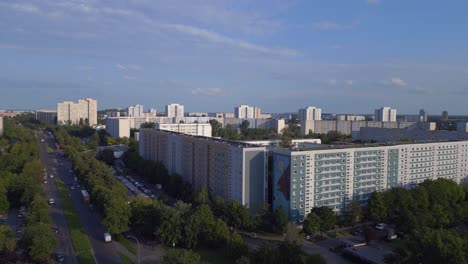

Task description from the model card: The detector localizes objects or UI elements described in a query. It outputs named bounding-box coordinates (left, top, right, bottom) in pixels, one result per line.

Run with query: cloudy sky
left=1, top=0, right=468, bottom=114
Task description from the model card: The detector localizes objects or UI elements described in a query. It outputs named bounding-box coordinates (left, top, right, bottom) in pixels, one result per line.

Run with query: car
left=70, top=186, right=75, bottom=190
left=352, top=229, right=363, bottom=236
left=52, top=227, right=60, bottom=234
left=250, top=232, right=257, bottom=238
left=17, top=213, right=25, bottom=218
left=48, top=199, right=55, bottom=205
left=43, top=180, right=48, bottom=184
left=50, top=174, right=54, bottom=178
left=56, top=253, right=65, bottom=262
left=41, top=139, right=44, bottom=143
left=375, top=223, right=386, bottom=230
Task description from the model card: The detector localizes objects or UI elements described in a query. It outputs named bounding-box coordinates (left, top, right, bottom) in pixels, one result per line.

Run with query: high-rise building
left=273, top=140, right=468, bottom=223
left=57, top=98, right=97, bottom=126
left=0, top=116, right=3, bottom=136
left=155, top=123, right=212, bottom=137
left=166, top=104, right=184, bottom=118
left=106, top=117, right=131, bottom=138
left=299, top=106, right=322, bottom=135
left=234, top=105, right=261, bottom=119
left=419, top=109, right=428, bottom=122
left=35, top=110, right=57, bottom=123
left=442, top=111, right=449, bottom=121
left=139, top=129, right=267, bottom=211
left=127, top=104, right=144, bottom=118
left=374, top=107, right=397, bottom=122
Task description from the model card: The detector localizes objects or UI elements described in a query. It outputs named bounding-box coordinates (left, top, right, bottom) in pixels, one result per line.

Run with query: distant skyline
left=1, top=1, right=468, bottom=114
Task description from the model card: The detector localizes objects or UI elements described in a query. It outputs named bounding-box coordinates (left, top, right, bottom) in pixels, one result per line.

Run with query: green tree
left=284, top=222, right=302, bottom=245
left=303, top=212, right=320, bottom=236
left=160, top=248, right=203, bottom=264
left=344, top=201, right=362, bottom=227
left=0, top=184, right=9, bottom=214
left=102, top=194, right=131, bottom=234
left=22, top=223, right=56, bottom=262
left=236, top=256, right=251, bottom=264
left=365, top=191, right=387, bottom=222
left=271, top=205, right=288, bottom=234
left=0, top=225, right=16, bottom=253
left=312, top=206, right=336, bottom=237
left=140, top=122, right=156, bottom=129
left=96, top=149, right=115, bottom=165
left=226, top=232, right=248, bottom=259
left=240, top=120, right=250, bottom=137
left=209, top=119, right=223, bottom=137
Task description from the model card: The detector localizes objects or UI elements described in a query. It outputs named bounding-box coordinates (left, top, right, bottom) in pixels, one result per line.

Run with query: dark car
left=352, top=229, right=363, bottom=236
left=56, top=253, right=65, bottom=262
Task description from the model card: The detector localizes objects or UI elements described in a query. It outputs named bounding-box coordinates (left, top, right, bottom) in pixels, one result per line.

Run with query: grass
left=305, top=254, right=327, bottom=264
left=197, top=247, right=235, bottom=264
left=115, top=233, right=137, bottom=255
left=118, top=252, right=135, bottom=264
left=56, top=179, right=96, bottom=264
left=326, top=229, right=350, bottom=238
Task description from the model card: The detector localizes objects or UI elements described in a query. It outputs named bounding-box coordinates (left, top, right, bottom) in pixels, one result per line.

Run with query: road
left=40, top=131, right=123, bottom=264
left=37, top=132, right=78, bottom=264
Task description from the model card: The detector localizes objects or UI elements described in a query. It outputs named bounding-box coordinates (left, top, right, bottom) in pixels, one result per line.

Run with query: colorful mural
left=273, top=154, right=291, bottom=213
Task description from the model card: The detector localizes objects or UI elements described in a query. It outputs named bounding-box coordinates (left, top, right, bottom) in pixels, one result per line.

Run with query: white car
left=375, top=223, right=386, bottom=230
left=48, top=199, right=55, bottom=205
left=50, top=174, right=54, bottom=178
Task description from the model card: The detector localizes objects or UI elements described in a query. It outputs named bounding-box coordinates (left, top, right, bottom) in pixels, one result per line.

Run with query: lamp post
left=127, top=235, right=141, bottom=264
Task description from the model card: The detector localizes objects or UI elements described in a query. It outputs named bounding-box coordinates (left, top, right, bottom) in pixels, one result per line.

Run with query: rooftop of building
left=36, top=109, right=57, bottom=113
left=142, top=128, right=265, bottom=148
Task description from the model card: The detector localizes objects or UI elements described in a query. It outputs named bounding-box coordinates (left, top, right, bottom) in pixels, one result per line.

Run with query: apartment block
left=139, top=129, right=268, bottom=210
left=375, top=107, right=397, bottom=122
left=35, top=110, right=57, bottom=124
left=155, top=123, right=212, bottom=137
left=57, top=98, right=97, bottom=126
left=0, top=116, right=3, bottom=136
left=106, top=117, right=131, bottom=138
left=166, top=104, right=184, bottom=118
left=301, top=120, right=420, bottom=136
left=127, top=104, right=144, bottom=118
left=235, top=105, right=261, bottom=119
left=272, top=140, right=468, bottom=223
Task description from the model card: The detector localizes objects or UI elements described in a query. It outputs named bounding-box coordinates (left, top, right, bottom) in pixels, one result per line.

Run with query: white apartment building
left=57, top=98, right=98, bottom=126
left=127, top=104, right=144, bottom=118
left=166, top=104, right=184, bottom=118
left=272, top=140, right=468, bottom=223
left=375, top=107, right=397, bottom=122
left=35, top=110, right=57, bottom=123
left=299, top=107, right=322, bottom=135
left=106, top=117, right=131, bottom=138
left=234, top=105, right=261, bottom=119
left=155, top=123, right=212, bottom=137
left=0, top=116, right=3, bottom=136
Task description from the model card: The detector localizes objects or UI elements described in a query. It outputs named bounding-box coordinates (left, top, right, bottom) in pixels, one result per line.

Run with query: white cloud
left=327, top=79, right=338, bottom=85
left=116, top=64, right=142, bottom=71
left=3, top=3, right=41, bottom=14
left=391, top=78, right=407, bottom=87
left=191, top=88, right=224, bottom=96
left=123, top=75, right=136, bottom=80
left=160, top=23, right=298, bottom=57
left=367, top=0, right=381, bottom=5
left=345, top=80, right=354, bottom=85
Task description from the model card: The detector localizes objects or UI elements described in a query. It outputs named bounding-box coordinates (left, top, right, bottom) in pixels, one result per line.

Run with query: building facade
left=57, top=98, right=97, bottom=126
left=35, top=110, right=57, bottom=123
left=155, top=123, right=212, bottom=137
left=106, top=117, right=131, bottom=138
left=272, top=140, right=468, bottom=223
left=139, top=129, right=268, bottom=210
left=166, top=104, right=184, bottom=118
left=301, top=120, right=420, bottom=136
left=127, top=105, right=144, bottom=118
left=0, top=116, right=3, bottom=136
left=234, top=105, right=261, bottom=119
left=375, top=107, right=397, bottom=122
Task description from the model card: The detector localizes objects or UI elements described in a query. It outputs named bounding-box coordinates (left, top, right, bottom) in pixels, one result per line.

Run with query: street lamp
left=127, top=235, right=141, bottom=264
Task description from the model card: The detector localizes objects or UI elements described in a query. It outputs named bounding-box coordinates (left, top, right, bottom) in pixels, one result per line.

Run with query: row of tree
left=0, top=116, right=57, bottom=262
left=54, top=127, right=132, bottom=234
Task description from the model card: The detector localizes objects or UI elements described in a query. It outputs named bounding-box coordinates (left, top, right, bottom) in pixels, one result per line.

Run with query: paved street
left=40, top=131, right=123, bottom=264
left=38, top=132, right=78, bottom=264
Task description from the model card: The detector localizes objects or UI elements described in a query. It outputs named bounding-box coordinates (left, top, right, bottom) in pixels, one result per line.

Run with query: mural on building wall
left=273, top=154, right=291, bottom=212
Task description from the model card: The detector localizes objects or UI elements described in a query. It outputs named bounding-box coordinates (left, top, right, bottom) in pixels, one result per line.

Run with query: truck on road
left=81, top=190, right=90, bottom=204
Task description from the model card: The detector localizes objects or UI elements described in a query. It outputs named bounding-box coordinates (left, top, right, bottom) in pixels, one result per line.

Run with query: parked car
left=48, top=199, right=55, bottom=205
left=375, top=223, right=386, bottom=230
left=352, top=229, right=363, bottom=236
left=56, top=253, right=65, bottom=262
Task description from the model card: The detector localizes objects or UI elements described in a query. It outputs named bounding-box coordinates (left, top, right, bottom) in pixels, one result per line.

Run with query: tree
left=0, top=184, right=9, bottom=214
left=22, top=223, right=56, bottom=262
left=102, top=193, right=131, bottom=234
left=0, top=225, right=16, bottom=253
left=365, top=191, right=387, bottom=222
left=209, top=119, right=223, bottom=137
left=312, top=207, right=336, bottom=237
left=140, top=122, right=156, bottom=129
left=226, top=232, right=248, bottom=259
left=271, top=205, right=288, bottom=234
left=303, top=212, right=320, bottom=236
left=284, top=222, right=302, bottom=245
left=236, top=256, right=251, bottom=264
left=96, top=149, right=115, bottom=165
left=160, top=248, right=203, bottom=264
left=344, top=201, right=362, bottom=227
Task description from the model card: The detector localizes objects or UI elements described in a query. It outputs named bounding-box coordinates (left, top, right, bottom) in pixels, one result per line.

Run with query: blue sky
left=1, top=0, right=468, bottom=114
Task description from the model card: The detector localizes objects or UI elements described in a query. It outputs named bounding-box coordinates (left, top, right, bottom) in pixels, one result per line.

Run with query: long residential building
left=155, top=123, right=212, bottom=137
left=35, top=110, right=57, bottom=123
left=0, top=116, right=3, bottom=136
left=139, top=129, right=268, bottom=211
left=272, top=140, right=468, bottom=223
left=57, top=98, right=97, bottom=126
left=301, top=120, right=423, bottom=136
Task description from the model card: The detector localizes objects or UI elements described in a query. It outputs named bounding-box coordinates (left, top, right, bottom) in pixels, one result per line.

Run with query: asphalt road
left=37, top=132, right=78, bottom=264
left=40, top=132, right=122, bottom=264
